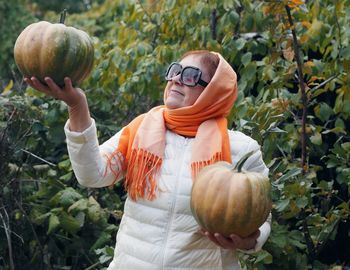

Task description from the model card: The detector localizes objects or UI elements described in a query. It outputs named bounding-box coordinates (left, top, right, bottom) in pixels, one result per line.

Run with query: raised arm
left=64, top=119, right=124, bottom=187
left=25, top=76, right=124, bottom=187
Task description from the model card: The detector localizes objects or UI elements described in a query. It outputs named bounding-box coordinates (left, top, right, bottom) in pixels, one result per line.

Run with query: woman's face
left=164, top=55, right=211, bottom=109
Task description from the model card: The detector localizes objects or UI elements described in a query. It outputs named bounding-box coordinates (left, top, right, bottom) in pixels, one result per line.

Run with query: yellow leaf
left=307, top=19, right=323, bottom=38
left=344, top=86, right=350, bottom=101
left=304, top=61, right=315, bottom=67
left=288, top=0, right=305, bottom=8
left=291, top=0, right=304, bottom=5
left=330, top=266, right=343, bottom=270
left=300, top=34, right=309, bottom=44
left=301, top=21, right=312, bottom=29
left=2, top=80, right=13, bottom=95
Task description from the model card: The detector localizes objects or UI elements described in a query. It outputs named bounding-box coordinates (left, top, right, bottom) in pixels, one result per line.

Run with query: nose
left=171, top=73, right=183, bottom=85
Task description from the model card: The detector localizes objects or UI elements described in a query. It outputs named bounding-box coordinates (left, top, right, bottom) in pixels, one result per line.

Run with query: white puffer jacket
left=64, top=119, right=271, bottom=270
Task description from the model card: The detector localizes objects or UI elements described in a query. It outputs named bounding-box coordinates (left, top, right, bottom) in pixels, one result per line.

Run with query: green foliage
left=29, top=0, right=105, bottom=14
left=1, top=0, right=350, bottom=269
left=0, top=0, right=35, bottom=87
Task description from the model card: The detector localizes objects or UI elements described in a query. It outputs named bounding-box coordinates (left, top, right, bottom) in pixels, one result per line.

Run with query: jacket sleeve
left=229, top=131, right=271, bottom=253
left=64, top=118, right=124, bottom=188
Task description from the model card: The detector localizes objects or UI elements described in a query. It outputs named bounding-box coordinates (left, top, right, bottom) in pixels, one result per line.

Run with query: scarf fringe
left=191, top=152, right=223, bottom=179
left=106, top=149, right=223, bottom=200
left=105, top=150, right=126, bottom=184
left=125, top=149, right=162, bottom=201
left=106, top=149, right=162, bottom=200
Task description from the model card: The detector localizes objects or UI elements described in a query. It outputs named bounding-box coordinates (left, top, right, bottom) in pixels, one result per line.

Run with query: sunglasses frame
left=165, top=62, right=208, bottom=87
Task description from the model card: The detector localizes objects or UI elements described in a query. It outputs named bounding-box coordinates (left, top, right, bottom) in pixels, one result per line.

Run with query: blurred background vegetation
left=1, top=0, right=349, bottom=269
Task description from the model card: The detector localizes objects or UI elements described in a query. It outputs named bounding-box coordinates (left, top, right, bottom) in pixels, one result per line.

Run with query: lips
left=170, top=89, right=184, bottom=96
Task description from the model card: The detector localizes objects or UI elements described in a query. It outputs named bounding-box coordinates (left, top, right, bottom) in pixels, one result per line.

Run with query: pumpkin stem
left=234, top=150, right=257, bottom=172
left=60, top=9, right=67, bottom=24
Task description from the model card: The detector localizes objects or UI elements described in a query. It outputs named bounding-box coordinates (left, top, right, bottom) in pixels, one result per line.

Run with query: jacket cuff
left=64, top=118, right=96, bottom=144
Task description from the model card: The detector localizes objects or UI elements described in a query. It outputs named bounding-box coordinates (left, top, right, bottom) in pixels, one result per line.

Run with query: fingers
left=44, top=77, right=62, bottom=93
left=214, top=233, right=238, bottom=249
left=24, top=77, right=52, bottom=95
left=24, top=76, right=73, bottom=99
left=24, top=76, right=63, bottom=98
left=200, top=228, right=260, bottom=250
left=204, top=232, right=223, bottom=247
left=200, top=229, right=237, bottom=249
left=64, top=77, right=73, bottom=89
left=229, top=230, right=260, bottom=250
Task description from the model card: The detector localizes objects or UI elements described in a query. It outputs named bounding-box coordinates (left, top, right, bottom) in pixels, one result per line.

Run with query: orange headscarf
left=107, top=52, right=237, bottom=200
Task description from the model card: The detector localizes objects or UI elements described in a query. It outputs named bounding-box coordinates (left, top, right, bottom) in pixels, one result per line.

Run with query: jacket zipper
left=160, top=138, right=189, bottom=269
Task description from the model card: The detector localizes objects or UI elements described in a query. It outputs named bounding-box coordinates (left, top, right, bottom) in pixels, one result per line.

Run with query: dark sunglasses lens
left=182, top=68, right=200, bottom=86
left=166, top=63, right=182, bottom=80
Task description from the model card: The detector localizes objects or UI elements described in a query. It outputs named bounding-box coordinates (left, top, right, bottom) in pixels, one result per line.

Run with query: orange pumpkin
left=190, top=156, right=271, bottom=238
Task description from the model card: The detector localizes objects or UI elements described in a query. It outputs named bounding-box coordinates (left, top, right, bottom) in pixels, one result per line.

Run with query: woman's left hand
left=199, top=228, right=260, bottom=250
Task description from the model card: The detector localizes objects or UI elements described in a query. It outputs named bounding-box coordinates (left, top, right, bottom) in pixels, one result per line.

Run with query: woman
left=25, top=50, right=271, bottom=270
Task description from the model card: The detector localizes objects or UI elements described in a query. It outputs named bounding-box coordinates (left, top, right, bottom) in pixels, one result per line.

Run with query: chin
left=165, top=103, right=180, bottom=110
left=165, top=98, right=182, bottom=109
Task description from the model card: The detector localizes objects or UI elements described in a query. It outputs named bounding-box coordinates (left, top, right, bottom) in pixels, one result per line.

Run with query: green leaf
left=254, top=250, right=273, bottom=264
left=322, top=127, right=346, bottom=135
left=310, top=132, right=322, bottom=145
left=58, top=159, right=71, bottom=170
left=165, top=0, right=176, bottom=10
left=68, top=198, right=89, bottom=213
left=275, top=198, right=290, bottom=212
left=59, top=212, right=81, bottom=234
left=340, top=47, right=350, bottom=58
left=47, top=214, right=60, bottom=234
left=59, top=188, right=83, bottom=207
left=60, top=172, right=73, bottom=182
left=51, top=188, right=83, bottom=208
left=91, top=232, right=111, bottom=250
left=87, top=196, right=104, bottom=223
left=242, top=62, right=257, bottom=80
left=223, top=0, right=235, bottom=11
left=234, top=38, right=246, bottom=50
left=241, top=52, right=252, bottom=67
left=95, top=247, right=114, bottom=264
left=277, top=168, right=302, bottom=183
left=296, top=196, right=308, bottom=209
left=341, top=142, right=350, bottom=152
left=315, top=102, right=333, bottom=121
left=31, top=212, right=51, bottom=225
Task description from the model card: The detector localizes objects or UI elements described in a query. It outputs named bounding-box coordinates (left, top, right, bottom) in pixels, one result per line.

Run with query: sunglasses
left=165, top=62, right=208, bottom=87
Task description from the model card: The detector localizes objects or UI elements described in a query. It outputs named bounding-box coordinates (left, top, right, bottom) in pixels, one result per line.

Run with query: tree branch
left=315, top=198, right=350, bottom=257
left=285, top=5, right=307, bottom=174
left=285, top=5, right=315, bottom=262
left=0, top=108, right=16, bottom=143
left=19, top=148, right=57, bottom=167
left=0, top=205, right=15, bottom=270
left=15, top=200, right=48, bottom=269
left=83, top=261, right=101, bottom=270
left=210, top=8, right=217, bottom=41
left=308, top=74, right=340, bottom=93
left=301, top=209, right=315, bottom=260
left=136, top=0, right=159, bottom=47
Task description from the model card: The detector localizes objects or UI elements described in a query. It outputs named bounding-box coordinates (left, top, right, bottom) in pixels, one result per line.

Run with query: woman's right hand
left=24, top=76, right=86, bottom=108
left=24, top=76, right=92, bottom=132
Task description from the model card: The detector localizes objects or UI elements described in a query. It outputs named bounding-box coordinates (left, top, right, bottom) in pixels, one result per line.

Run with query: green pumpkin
left=14, top=20, right=94, bottom=87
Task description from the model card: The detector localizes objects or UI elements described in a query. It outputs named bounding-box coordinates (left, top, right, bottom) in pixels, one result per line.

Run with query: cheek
left=185, top=88, right=203, bottom=105
left=163, top=83, right=171, bottom=101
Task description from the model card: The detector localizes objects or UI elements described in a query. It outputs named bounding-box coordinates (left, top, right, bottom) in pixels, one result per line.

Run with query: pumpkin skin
left=190, top=161, right=272, bottom=238
left=14, top=21, right=94, bottom=87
